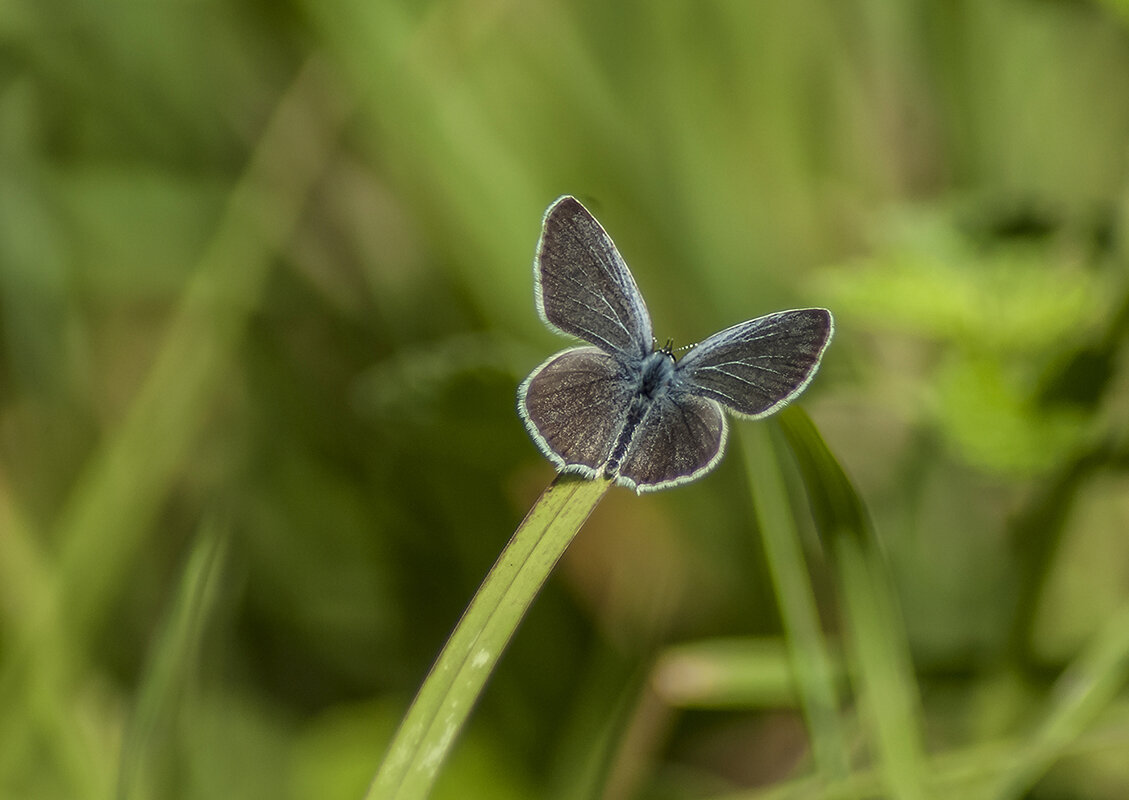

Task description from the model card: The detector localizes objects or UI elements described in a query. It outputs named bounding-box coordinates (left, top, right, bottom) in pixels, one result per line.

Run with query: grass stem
left=366, top=473, right=611, bottom=800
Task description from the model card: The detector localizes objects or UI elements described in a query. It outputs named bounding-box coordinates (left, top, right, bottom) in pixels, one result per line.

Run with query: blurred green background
left=4, top=1, right=1129, bottom=798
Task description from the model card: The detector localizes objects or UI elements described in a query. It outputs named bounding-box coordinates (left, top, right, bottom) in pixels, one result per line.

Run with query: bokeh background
left=3, top=1, right=1129, bottom=798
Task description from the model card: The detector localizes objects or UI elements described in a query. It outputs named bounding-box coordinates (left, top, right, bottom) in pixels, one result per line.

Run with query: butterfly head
left=639, top=341, right=677, bottom=400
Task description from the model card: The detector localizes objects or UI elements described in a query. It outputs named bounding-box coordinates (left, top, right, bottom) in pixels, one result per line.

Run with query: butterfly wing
left=518, top=346, right=635, bottom=475
left=535, top=196, right=654, bottom=360
left=614, top=393, right=727, bottom=493
left=676, top=308, right=833, bottom=418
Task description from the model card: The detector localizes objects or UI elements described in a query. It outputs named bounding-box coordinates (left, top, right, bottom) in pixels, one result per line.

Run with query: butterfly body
left=519, top=196, right=832, bottom=493
left=638, top=348, right=676, bottom=399
left=606, top=349, right=680, bottom=477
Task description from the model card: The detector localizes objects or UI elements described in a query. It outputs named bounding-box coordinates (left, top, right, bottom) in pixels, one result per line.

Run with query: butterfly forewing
left=676, top=308, right=833, bottom=418
left=535, top=197, right=654, bottom=359
left=518, top=346, right=635, bottom=474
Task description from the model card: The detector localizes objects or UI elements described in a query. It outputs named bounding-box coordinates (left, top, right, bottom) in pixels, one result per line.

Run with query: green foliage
left=821, top=207, right=1107, bottom=475
left=3, top=1, right=1129, bottom=798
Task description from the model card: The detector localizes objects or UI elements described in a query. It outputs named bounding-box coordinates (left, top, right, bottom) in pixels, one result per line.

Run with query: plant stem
left=367, top=473, right=612, bottom=800
left=742, top=424, right=851, bottom=787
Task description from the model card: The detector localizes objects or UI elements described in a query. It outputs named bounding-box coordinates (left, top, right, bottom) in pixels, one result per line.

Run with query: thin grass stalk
left=741, top=424, right=852, bottom=788
left=367, top=473, right=611, bottom=800
left=988, top=600, right=1129, bottom=799
left=778, top=407, right=930, bottom=800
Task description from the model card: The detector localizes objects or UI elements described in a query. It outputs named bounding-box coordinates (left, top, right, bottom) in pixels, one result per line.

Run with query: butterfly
left=518, top=196, right=833, bottom=493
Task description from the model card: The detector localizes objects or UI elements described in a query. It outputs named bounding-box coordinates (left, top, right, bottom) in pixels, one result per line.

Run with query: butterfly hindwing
left=614, top=392, right=727, bottom=492
left=518, top=346, right=635, bottom=476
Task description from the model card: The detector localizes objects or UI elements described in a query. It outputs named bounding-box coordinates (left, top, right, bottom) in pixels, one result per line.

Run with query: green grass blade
left=366, top=473, right=612, bottom=800
left=52, top=59, right=349, bottom=641
left=545, top=657, right=648, bottom=800
left=653, top=636, right=845, bottom=710
left=0, top=58, right=348, bottom=798
left=988, top=600, right=1129, bottom=799
left=116, top=519, right=228, bottom=800
left=778, top=407, right=930, bottom=800
left=741, top=424, right=851, bottom=786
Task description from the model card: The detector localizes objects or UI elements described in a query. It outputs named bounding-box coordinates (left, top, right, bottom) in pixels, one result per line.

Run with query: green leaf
left=366, top=473, right=611, bottom=800
left=779, top=407, right=930, bottom=800
left=742, top=424, right=851, bottom=785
